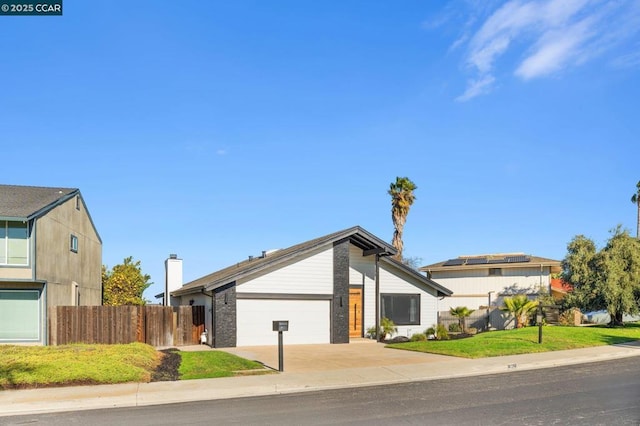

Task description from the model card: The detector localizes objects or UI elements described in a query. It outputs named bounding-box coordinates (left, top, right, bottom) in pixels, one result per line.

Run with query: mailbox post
left=272, top=320, right=288, bottom=372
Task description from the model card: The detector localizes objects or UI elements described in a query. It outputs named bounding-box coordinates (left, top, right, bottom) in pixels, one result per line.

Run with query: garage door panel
left=237, top=299, right=330, bottom=346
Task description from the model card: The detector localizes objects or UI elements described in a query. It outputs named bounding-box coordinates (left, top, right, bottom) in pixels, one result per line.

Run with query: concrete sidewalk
left=1, top=341, right=639, bottom=417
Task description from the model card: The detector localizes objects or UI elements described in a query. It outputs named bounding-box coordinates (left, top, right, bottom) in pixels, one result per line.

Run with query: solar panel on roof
left=488, top=258, right=506, bottom=264
left=506, top=255, right=531, bottom=263
left=443, top=258, right=465, bottom=266
left=466, top=257, right=488, bottom=265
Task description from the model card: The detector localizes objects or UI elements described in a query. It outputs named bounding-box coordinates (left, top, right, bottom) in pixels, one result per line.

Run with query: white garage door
left=236, top=299, right=330, bottom=346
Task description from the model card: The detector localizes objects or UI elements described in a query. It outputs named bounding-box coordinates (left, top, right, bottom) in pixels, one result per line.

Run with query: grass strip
left=178, top=351, right=269, bottom=379
left=387, top=323, right=640, bottom=358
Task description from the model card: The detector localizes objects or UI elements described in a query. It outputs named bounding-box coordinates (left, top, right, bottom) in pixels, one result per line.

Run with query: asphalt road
left=2, top=357, right=639, bottom=426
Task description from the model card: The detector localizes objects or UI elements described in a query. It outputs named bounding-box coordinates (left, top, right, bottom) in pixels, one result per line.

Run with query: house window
left=0, top=221, right=29, bottom=265
left=381, top=294, right=420, bottom=325
left=76, top=195, right=80, bottom=210
left=489, top=268, right=502, bottom=276
left=70, top=235, right=78, bottom=253
left=0, top=290, right=40, bottom=341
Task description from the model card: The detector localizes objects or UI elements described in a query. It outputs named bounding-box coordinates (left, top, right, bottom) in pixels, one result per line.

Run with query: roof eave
left=26, top=189, right=80, bottom=221
left=381, top=257, right=453, bottom=297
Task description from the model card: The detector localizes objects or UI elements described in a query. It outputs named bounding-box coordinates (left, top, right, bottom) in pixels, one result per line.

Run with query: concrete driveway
left=215, top=339, right=456, bottom=373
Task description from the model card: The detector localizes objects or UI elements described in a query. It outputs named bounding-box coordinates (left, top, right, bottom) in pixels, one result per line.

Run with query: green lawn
left=0, top=343, right=271, bottom=389
left=0, top=342, right=159, bottom=389
left=178, top=351, right=269, bottom=379
left=387, top=323, right=640, bottom=358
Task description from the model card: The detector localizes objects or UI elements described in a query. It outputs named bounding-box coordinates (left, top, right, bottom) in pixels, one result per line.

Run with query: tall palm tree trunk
left=636, top=198, right=639, bottom=239
left=392, top=212, right=406, bottom=260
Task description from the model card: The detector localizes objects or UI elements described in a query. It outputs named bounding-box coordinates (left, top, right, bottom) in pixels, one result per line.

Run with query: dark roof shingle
left=0, top=184, right=78, bottom=219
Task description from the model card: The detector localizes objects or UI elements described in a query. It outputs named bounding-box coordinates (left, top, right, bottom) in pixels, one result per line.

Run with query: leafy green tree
left=388, top=177, right=417, bottom=260
left=102, top=256, right=152, bottom=306
left=631, top=180, right=640, bottom=238
left=563, top=227, right=640, bottom=325
left=449, top=306, right=475, bottom=333
left=500, top=295, right=538, bottom=328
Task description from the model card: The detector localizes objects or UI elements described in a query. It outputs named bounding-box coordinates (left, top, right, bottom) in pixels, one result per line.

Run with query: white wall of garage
left=236, top=299, right=330, bottom=346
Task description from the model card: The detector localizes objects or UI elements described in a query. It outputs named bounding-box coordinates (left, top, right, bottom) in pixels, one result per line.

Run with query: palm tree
left=631, top=180, right=640, bottom=239
left=388, top=177, right=417, bottom=260
left=500, top=295, right=538, bottom=328
left=449, top=306, right=475, bottom=333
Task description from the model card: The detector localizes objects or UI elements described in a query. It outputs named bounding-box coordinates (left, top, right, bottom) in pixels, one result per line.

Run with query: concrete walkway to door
left=217, top=338, right=458, bottom=373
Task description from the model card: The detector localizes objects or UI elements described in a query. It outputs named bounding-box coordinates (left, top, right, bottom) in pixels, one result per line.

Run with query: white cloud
left=515, top=19, right=593, bottom=79
left=611, top=50, right=640, bottom=69
left=456, top=75, right=496, bottom=102
left=453, top=0, right=640, bottom=100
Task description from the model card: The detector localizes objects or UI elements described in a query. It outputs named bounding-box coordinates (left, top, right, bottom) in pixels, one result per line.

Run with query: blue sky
left=2, top=0, right=639, bottom=300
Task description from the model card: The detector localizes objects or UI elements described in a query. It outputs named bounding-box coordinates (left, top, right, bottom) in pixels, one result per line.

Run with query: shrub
left=366, top=326, right=377, bottom=339
left=559, top=308, right=581, bottom=326
left=410, top=333, right=426, bottom=342
left=436, top=324, right=450, bottom=340
left=380, top=317, right=397, bottom=338
left=466, top=327, right=478, bottom=335
left=448, top=323, right=461, bottom=332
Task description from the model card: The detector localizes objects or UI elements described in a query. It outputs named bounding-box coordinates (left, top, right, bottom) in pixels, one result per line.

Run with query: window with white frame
left=70, top=234, right=78, bottom=253
left=0, top=221, right=29, bottom=265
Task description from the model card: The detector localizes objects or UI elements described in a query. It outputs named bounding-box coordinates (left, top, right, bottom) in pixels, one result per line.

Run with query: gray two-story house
left=0, top=184, right=102, bottom=344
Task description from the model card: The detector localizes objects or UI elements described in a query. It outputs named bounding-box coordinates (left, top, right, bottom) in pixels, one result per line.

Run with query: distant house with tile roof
left=420, top=253, right=562, bottom=328
left=0, top=184, right=102, bottom=344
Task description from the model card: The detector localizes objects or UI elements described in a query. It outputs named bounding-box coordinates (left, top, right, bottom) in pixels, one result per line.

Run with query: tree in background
left=500, top=295, right=538, bottom=328
left=102, top=256, right=152, bottom=306
left=449, top=306, right=475, bottom=333
left=388, top=176, right=417, bottom=260
left=563, top=226, right=640, bottom=325
left=631, top=180, right=640, bottom=238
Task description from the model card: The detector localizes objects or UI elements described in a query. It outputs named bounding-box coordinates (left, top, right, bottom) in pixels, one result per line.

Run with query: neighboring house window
left=489, top=268, right=502, bottom=276
left=76, top=195, right=80, bottom=210
left=381, top=294, right=420, bottom=325
left=70, top=235, right=78, bottom=253
left=0, top=221, right=29, bottom=265
left=0, top=290, right=40, bottom=341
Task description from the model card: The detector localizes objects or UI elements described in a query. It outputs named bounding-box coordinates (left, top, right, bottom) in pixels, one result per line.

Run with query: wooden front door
left=349, top=288, right=363, bottom=338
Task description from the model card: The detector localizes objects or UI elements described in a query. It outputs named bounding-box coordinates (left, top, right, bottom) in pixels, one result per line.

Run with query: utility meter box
left=272, top=320, right=289, bottom=332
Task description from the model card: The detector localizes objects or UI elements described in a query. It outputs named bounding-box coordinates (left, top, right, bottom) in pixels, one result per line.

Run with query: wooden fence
left=49, top=305, right=205, bottom=346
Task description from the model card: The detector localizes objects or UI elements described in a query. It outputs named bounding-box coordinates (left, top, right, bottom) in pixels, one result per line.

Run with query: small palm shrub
left=426, top=324, right=449, bottom=340
left=380, top=317, right=397, bottom=338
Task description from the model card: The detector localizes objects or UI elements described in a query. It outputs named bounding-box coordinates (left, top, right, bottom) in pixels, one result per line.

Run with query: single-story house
left=170, top=226, right=452, bottom=347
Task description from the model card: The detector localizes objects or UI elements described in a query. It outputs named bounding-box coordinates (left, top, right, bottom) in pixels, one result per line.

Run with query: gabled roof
left=0, top=184, right=102, bottom=244
left=421, top=253, right=561, bottom=273
left=173, top=226, right=452, bottom=297
left=0, top=184, right=78, bottom=220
